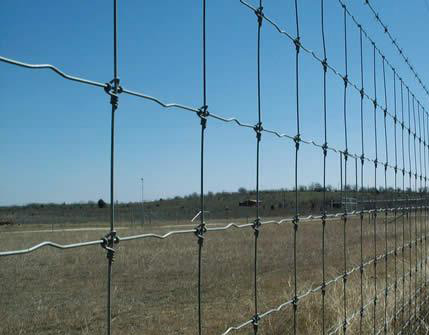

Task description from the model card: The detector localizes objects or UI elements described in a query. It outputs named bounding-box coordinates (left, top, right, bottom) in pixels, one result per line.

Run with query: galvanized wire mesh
left=1, top=1, right=429, bottom=334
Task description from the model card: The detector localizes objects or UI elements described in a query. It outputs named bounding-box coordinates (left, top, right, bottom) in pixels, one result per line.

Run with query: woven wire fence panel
left=1, top=1, right=429, bottom=335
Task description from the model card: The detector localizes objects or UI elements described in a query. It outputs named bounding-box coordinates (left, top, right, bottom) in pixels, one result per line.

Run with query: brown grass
left=1, top=212, right=429, bottom=335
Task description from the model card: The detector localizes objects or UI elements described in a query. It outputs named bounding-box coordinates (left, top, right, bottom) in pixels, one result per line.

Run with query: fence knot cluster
left=322, top=58, right=328, bottom=73
left=104, top=78, right=122, bottom=109
left=293, top=134, right=301, bottom=149
left=252, top=217, right=261, bottom=237
left=194, top=223, right=207, bottom=244
left=322, top=142, right=328, bottom=156
left=101, top=230, right=119, bottom=263
left=253, top=122, right=263, bottom=142
left=251, top=313, right=260, bottom=332
left=254, top=6, right=263, bottom=27
left=198, top=105, right=209, bottom=129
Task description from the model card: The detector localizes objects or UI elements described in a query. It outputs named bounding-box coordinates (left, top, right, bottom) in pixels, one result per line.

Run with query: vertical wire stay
left=381, top=56, right=388, bottom=335
left=103, top=1, right=120, bottom=335
left=422, top=105, right=429, bottom=316
left=422, top=106, right=425, bottom=316
left=416, top=99, right=422, bottom=320
left=359, top=24, right=365, bottom=335
left=251, top=1, right=263, bottom=333
left=412, top=94, right=418, bottom=328
left=320, top=0, right=328, bottom=333
left=339, top=152, right=343, bottom=331
left=423, top=107, right=429, bottom=312
left=419, top=102, right=425, bottom=317
left=393, top=68, right=398, bottom=334
left=407, top=87, right=412, bottom=328
left=372, top=42, right=378, bottom=335
left=341, top=4, right=349, bottom=333
left=400, top=79, right=406, bottom=327
left=292, top=0, right=301, bottom=333
left=416, top=103, right=422, bottom=329
left=195, top=1, right=208, bottom=334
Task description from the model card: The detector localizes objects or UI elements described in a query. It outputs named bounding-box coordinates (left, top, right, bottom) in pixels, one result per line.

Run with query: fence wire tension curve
left=2, top=1, right=429, bottom=335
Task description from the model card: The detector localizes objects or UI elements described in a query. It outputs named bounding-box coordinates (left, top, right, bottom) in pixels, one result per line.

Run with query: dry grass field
left=1, top=211, right=428, bottom=335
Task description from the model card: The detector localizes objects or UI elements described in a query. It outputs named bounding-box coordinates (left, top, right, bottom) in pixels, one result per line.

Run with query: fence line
left=2, top=1, right=429, bottom=334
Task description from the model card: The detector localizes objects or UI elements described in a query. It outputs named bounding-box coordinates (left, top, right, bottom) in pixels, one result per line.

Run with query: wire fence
left=1, top=0, right=429, bottom=334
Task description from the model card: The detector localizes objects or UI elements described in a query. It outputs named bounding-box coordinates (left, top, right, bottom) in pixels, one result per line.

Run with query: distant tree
left=312, top=183, right=323, bottom=192
left=344, top=184, right=353, bottom=191
left=98, top=199, right=106, bottom=209
left=238, top=187, right=247, bottom=194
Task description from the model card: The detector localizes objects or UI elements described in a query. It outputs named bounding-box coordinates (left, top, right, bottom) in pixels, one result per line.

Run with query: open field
left=1, top=209, right=429, bottom=335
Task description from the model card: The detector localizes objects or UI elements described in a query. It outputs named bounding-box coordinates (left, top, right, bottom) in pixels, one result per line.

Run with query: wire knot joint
left=293, top=215, right=299, bottom=231
left=252, top=218, right=261, bottom=236
left=360, top=154, right=365, bottom=165
left=254, top=122, right=263, bottom=142
left=195, top=223, right=207, bottom=244
left=343, top=272, right=348, bottom=282
left=294, top=134, right=301, bottom=149
left=198, top=105, right=209, bottom=129
left=252, top=314, right=260, bottom=331
left=292, top=295, right=299, bottom=310
left=322, top=142, right=328, bottom=157
left=101, top=230, right=119, bottom=262
left=343, top=75, right=348, bottom=88
left=293, top=37, right=301, bottom=53
left=254, top=6, right=264, bottom=27
left=322, top=58, right=328, bottom=73
left=104, top=79, right=122, bottom=110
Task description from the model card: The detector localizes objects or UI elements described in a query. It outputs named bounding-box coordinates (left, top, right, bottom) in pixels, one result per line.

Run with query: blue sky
left=1, top=0, right=429, bottom=206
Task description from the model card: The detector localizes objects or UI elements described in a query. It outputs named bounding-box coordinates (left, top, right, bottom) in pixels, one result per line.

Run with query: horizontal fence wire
left=0, top=55, right=426, bottom=182
left=2, top=0, right=429, bottom=334
left=0, top=206, right=425, bottom=257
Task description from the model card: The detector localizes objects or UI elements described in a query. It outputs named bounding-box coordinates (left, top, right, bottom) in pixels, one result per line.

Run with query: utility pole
left=141, top=177, right=144, bottom=225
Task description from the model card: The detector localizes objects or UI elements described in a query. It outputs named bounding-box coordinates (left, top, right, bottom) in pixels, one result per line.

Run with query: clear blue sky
left=1, top=0, right=429, bottom=206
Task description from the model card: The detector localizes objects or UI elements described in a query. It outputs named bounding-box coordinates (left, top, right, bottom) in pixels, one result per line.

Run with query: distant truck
left=239, top=199, right=262, bottom=208
left=331, top=197, right=357, bottom=211
left=0, top=218, right=15, bottom=226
